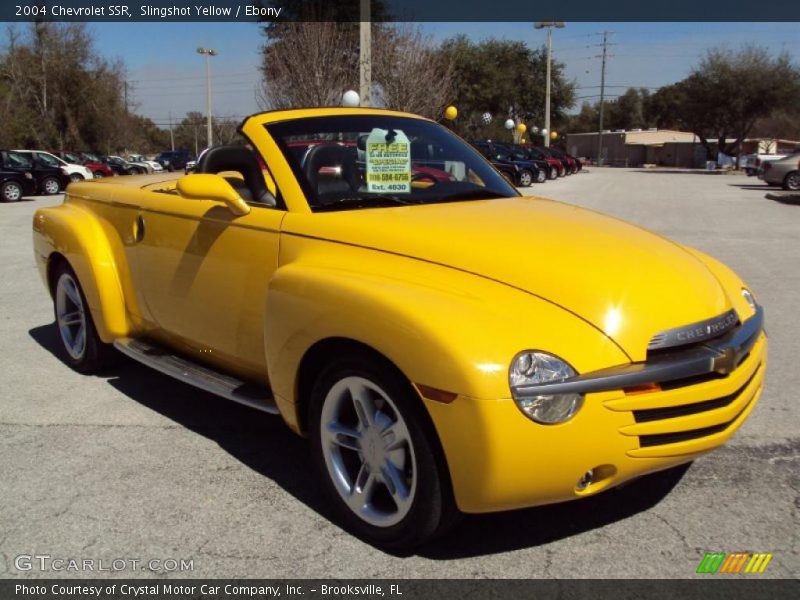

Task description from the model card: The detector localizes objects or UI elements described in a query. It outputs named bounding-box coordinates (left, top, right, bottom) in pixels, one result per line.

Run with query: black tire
left=70, top=173, right=85, bottom=183
left=41, top=176, right=61, bottom=195
left=308, top=353, right=458, bottom=550
left=548, top=167, right=557, bottom=180
left=783, top=171, right=800, bottom=192
left=517, top=169, right=533, bottom=187
left=52, top=261, right=115, bottom=373
left=535, top=168, right=547, bottom=183
left=93, top=171, right=105, bottom=179
left=1, top=180, right=24, bottom=202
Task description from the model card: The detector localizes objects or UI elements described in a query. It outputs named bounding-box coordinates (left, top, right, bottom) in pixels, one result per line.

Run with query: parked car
left=1, top=150, right=70, bottom=195
left=13, top=150, right=93, bottom=183
left=502, top=144, right=557, bottom=181
left=472, top=140, right=543, bottom=186
left=0, top=165, right=36, bottom=202
left=33, top=108, right=766, bottom=550
left=741, top=152, right=787, bottom=176
left=50, top=151, right=114, bottom=179
left=127, top=154, right=163, bottom=172
left=102, top=155, right=149, bottom=175
left=155, top=150, right=193, bottom=171
left=761, top=152, right=800, bottom=190
left=541, top=146, right=578, bottom=174
left=514, top=145, right=564, bottom=179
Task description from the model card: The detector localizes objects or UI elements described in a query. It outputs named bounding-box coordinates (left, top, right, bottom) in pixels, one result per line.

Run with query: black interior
left=196, top=145, right=276, bottom=206
left=301, top=143, right=360, bottom=197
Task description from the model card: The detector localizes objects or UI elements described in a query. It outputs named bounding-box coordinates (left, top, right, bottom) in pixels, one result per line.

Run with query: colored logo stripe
left=697, top=552, right=773, bottom=574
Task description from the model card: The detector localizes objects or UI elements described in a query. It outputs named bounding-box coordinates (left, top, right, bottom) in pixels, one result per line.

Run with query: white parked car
left=13, top=150, right=93, bottom=182
left=127, top=154, right=163, bottom=172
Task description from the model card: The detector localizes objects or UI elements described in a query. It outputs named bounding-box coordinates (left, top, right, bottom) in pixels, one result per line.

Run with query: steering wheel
left=411, top=172, right=439, bottom=184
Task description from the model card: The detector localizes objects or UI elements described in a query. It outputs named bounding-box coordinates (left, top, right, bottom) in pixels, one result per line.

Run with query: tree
left=0, top=22, right=159, bottom=153
left=437, top=36, right=575, bottom=140
left=647, top=46, right=800, bottom=160
left=258, top=23, right=454, bottom=119
left=371, top=25, right=453, bottom=118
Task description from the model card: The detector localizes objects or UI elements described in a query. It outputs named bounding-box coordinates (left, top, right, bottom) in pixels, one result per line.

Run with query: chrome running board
left=113, top=337, right=279, bottom=414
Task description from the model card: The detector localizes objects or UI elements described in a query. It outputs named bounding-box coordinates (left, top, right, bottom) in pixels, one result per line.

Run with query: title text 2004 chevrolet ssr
left=32, top=108, right=766, bottom=549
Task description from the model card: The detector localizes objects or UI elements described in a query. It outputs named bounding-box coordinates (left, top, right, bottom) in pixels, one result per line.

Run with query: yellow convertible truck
left=32, top=108, right=766, bottom=549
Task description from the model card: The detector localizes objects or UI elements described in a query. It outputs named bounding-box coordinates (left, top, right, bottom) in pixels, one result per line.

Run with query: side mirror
left=176, top=174, right=250, bottom=216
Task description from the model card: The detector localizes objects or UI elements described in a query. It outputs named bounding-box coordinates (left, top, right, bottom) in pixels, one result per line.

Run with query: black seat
left=196, top=145, right=275, bottom=206
left=301, top=143, right=360, bottom=197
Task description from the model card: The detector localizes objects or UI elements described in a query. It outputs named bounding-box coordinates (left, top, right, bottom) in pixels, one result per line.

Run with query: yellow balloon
left=444, top=106, right=458, bottom=120
left=550, top=130, right=558, bottom=140
left=516, top=123, right=527, bottom=134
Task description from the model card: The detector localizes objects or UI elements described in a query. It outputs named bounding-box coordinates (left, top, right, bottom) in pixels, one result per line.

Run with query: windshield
left=266, top=115, right=519, bottom=212
left=35, top=152, right=61, bottom=167
left=83, top=152, right=101, bottom=162
left=61, top=152, right=82, bottom=164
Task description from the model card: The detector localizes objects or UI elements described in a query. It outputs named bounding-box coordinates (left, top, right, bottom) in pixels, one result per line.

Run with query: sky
left=83, top=21, right=800, bottom=128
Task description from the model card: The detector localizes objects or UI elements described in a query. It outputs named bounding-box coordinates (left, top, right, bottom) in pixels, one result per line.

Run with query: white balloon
left=541, top=128, right=548, bottom=135
left=505, top=119, right=515, bottom=130
left=342, top=90, right=360, bottom=107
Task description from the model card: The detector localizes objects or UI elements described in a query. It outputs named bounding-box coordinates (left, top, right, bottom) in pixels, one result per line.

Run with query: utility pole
left=197, top=47, right=218, bottom=147
left=359, top=0, right=371, bottom=106
left=123, top=80, right=128, bottom=153
left=595, top=31, right=613, bottom=166
left=169, top=111, right=175, bottom=151
left=534, top=21, right=565, bottom=148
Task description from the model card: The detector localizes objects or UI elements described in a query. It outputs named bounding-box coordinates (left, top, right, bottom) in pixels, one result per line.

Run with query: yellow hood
left=285, top=196, right=732, bottom=360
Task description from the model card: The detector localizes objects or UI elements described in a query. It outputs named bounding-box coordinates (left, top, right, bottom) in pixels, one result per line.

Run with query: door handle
left=134, top=215, right=145, bottom=243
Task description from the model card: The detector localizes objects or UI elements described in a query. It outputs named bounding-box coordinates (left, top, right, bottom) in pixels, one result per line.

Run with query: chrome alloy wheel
left=55, top=273, right=87, bottom=360
left=320, top=376, right=417, bottom=528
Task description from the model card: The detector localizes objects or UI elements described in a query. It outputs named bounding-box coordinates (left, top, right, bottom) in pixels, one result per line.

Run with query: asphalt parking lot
left=1, top=168, right=798, bottom=579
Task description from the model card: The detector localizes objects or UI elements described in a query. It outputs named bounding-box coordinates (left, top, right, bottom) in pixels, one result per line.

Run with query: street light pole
left=534, top=21, right=565, bottom=148
left=197, top=47, right=217, bottom=148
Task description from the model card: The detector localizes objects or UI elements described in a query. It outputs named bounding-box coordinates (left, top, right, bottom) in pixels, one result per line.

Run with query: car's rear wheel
left=53, top=262, right=114, bottom=373
left=93, top=171, right=105, bottom=179
left=69, top=173, right=84, bottom=183
left=42, top=177, right=61, bottom=195
left=535, top=169, right=547, bottom=183
left=548, top=167, right=557, bottom=180
left=518, top=169, right=533, bottom=187
left=309, top=354, right=456, bottom=550
left=1, top=181, right=23, bottom=202
left=783, top=171, right=800, bottom=191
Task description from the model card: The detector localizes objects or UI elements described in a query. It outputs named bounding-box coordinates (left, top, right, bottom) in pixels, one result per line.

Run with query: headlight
left=741, top=288, right=757, bottom=310
left=509, top=351, right=583, bottom=424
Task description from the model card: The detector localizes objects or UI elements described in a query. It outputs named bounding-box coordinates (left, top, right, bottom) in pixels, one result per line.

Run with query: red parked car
left=50, top=151, right=114, bottom=179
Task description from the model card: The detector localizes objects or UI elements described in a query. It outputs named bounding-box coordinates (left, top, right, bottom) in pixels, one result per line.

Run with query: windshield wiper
left=315, top=194, right=418, bottom=212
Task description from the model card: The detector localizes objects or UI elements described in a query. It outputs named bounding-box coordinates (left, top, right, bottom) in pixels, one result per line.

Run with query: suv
left=472, top=140, right=545, bottom=186
left=155, top=150, right=193, bottom=172
left=1, top=150, right=70, bottom=196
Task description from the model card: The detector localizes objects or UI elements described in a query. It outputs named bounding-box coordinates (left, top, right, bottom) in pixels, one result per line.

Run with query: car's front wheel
left=1, top=181, right=23, bottom=202
left=548, top=167, right=557, bottom=180
left=42, top=176, right=61, bottom=195
left=53, top=262, right=114, bottom=373
left=93, top=171, right=105, bottom=179
left=309, top=354, right=456, bottom=550
left=518, top=169, right=533, bottom=187
left=535, top=169, right=547, bottom=183
left=783, top=171, right=800, bottom=191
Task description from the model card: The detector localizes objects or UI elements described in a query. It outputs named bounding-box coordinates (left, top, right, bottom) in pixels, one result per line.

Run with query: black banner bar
left=2, top=0, right=800, bottom=22
left=3, top=580, right=800, bottom=600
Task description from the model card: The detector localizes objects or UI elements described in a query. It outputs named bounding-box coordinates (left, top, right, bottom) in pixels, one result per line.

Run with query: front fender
left=265, top=239, right=629, bottom=425
left=32, top=201, right=130, bottom=342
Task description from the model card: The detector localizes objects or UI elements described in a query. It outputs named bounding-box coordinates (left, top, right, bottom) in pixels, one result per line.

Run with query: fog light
left=576, top=469, right=594, bottom=491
